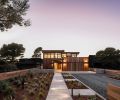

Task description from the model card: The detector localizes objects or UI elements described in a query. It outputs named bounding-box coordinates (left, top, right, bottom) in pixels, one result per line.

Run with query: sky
left=0, top=0, right=120, bottom=57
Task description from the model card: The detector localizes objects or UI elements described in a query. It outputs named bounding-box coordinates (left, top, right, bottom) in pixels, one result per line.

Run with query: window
left=55, top=53, right=58, bottom=58
left=84, top=58, right=88, bottom=62
left=63, top=58, right=67, bottom=62
left=58, top=53, right=61, bottom=58
left=62, top=54, right=66, bottom=57
left=51, top=53, right=54, bottom=58
left=47, top=53, right=51, bottom=58
left=72, top=54, right=77, bottom=57
left=44, top=53, right=48, bottom=58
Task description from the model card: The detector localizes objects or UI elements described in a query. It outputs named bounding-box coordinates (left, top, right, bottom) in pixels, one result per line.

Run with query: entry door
left=54, top=63, right=62, bottom=71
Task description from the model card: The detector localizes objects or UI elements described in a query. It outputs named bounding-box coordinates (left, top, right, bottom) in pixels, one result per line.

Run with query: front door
left=54, top=63, right=62, bottom=72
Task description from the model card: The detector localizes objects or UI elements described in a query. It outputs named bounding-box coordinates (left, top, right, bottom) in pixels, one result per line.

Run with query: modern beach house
left=42, top=50, right=89, bottom=71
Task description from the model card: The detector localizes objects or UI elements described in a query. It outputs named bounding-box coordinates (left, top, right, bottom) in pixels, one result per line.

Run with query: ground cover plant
left=72, top=95, right=103, bottom=100
left=0, top=69, right=54, bottom=100
left=108, top=74, right=120, bottom=80
left=65, top=80, right=87, bottom=89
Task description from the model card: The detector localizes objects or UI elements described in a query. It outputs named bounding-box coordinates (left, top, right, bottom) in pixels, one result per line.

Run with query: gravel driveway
left=72, top=73, right=120, bottom=98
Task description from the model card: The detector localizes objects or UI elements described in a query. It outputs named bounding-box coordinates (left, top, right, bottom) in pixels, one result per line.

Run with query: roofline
left=42, top=50, right=80, bottom=54
left=64, top=52, right=79, bottom=54
left=42, top=50, right=65, bottom=53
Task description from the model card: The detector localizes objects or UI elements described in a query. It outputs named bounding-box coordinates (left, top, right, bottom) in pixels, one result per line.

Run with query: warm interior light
left=84, top=58, right=88, bottom=62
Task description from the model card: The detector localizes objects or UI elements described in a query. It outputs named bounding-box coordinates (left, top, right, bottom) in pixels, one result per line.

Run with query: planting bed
left=63, top=75, right=75, bottom=79
left=62, top=73, right=88, bottom=89
left=72, top=95, right=103, bottom=100
left=0, top=69, right=54, bottom=100
left=62, top=73, right=104, bottom=100
left=65, top=80, right=87, bottom=89
left=108, top=74, right=120, bottom=80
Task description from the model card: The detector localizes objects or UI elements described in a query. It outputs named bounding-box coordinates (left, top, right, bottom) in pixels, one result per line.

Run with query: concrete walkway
left=46, top=73, right=73, bottom=100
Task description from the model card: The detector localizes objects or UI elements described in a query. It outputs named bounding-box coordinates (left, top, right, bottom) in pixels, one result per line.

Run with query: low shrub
left=0, top=64, right=17, bottom=73
left=0, top=81, right=14, bottom=100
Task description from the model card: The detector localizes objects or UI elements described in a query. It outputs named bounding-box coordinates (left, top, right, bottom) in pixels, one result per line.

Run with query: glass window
left=55, top=53, right=58, bottom=58
left=47, top=53, right=51, bottom=58
left=84, top=58, right=88, bottom=62
left=62, top=54, right=66, bottom=57
left=51, top=53, right=54, bottom=58
left=58, top=53, right=61, bottom=58
left=44, top=53, right=48, bottom=58
left=63, top=58, right=67, bottom=62
left=72, top=54, right=77, bottom=57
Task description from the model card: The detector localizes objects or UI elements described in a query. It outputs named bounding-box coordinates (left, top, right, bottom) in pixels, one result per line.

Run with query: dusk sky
left=0, top=0, right=120, bottom=57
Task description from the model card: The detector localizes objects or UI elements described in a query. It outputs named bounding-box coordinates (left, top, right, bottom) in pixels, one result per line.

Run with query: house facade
left=42, top=50, right=89, bottom=71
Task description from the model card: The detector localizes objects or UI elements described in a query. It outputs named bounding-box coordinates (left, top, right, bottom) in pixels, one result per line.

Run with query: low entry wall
left=107, top=84, right=120, bottom=100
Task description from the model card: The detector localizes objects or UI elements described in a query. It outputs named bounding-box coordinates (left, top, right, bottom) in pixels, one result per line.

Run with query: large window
left=63, top=58, right=67, bottom=62
left=44, top=53, right=62, bottom=58
left=55, top=53, right=58, bottom=58
left=62, top=54, right=66, bottom=57
left=58, top=53, right=61, bottom=58
left=44, top=53, right=48, bottom=58
left=44, top=53, right=51, bottom=58
left=47, top=53, right=51, bottom=58
left=51, top=53, right=54, bottom=58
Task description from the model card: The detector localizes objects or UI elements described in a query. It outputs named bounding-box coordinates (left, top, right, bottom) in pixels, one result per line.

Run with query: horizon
left=0, top=0, right=120, bottom=58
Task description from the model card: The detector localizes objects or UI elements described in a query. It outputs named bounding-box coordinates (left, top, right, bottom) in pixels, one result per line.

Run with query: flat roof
left=64, top=52, right=79, bottom=54
left=42, top=50, right=79, bottom=54
left=42, top=50, right=64, bottom=53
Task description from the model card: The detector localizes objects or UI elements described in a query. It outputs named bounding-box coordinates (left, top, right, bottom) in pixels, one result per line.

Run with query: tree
left=0, top=0, right=30, bottom=31
left=95, top=47, right=120, bottom=69
left=32, top=47, right=42, bottom=58
left=0, top=43, right=25, bottom=62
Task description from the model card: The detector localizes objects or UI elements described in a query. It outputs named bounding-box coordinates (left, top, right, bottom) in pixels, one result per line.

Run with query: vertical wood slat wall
left=43, top=53, right=89, bottom=71
left=62, top=57, right=89, bottom=71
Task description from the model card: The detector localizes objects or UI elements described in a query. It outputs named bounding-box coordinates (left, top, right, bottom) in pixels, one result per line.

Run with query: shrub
left=0, top=64, right=17, bottom=73
left=0, top=81, right=14, bottom=100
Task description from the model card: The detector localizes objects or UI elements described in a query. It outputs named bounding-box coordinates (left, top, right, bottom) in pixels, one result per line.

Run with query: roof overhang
left=42, top=50, right=64, bottom=53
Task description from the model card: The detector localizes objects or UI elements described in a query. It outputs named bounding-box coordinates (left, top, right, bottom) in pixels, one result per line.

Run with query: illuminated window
left=63, top=58, right=67, bottom=62
left=72, top=54, right=77, bottom=57
left=84, top=58, right=88, bottom=62
left=51, top=53, right=54, bottom=58
left=63, top=63, right=67, bottom=67
left=55, top=53, right=57, bottom=58
left=62, top=54, right=66, bottom=57
left=44, top=53, right=48, bottom=58
left=47, top=53, right=51, bottom=58
left=58, top=53, right=61, bottom=58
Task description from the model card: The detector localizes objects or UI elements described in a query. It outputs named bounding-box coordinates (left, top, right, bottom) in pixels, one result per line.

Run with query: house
left=42, top=50, right=89, bottom=71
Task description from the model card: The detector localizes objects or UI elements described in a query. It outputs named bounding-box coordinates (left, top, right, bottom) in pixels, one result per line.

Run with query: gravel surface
left=72, top=73, right=120, bottom=98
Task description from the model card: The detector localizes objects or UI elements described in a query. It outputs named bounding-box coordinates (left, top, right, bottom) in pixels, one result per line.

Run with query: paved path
left=72, top=73, right=120, bottom=98
left=46, top=73, right=72, bottom=100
